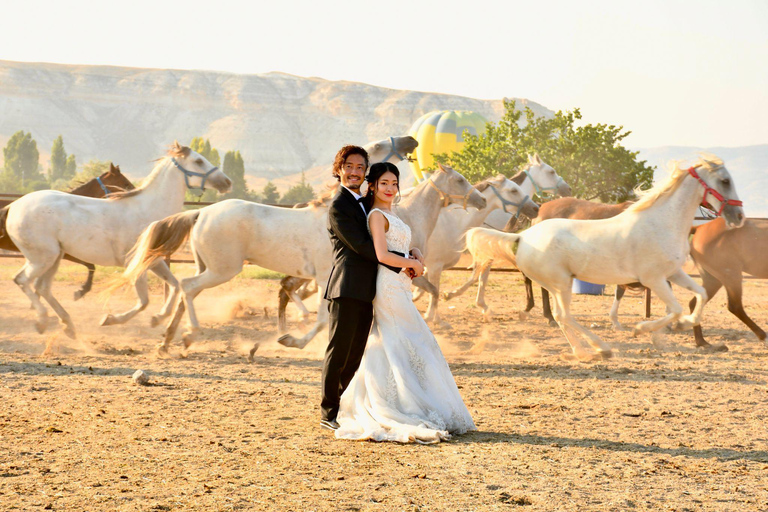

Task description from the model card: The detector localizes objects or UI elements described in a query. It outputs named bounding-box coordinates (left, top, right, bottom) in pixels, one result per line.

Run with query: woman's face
left=374, top=170, right=399, bottom=204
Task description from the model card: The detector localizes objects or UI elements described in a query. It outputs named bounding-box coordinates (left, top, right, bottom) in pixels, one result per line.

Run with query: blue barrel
left=572, top=279, right=605, bottom=295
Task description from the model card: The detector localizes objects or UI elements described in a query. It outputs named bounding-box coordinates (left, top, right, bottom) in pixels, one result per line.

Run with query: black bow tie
left=357, top=197, right=365, bottom=203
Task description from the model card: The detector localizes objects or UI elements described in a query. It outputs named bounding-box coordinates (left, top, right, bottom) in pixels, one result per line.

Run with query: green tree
left=65, top=154, right=77, bottom=177
left=49, top=135, right=68, bottom=182
left=1, top=130, right=44, bottom=193
left=261, top=181, right=280, bottom=204
left=223, top=150, right=251, bottom=199
left=280, top=172, right=316, bottom=205
left=435, top=100, right=655, bottom=203
left=190, top=137, right=220, bottom=167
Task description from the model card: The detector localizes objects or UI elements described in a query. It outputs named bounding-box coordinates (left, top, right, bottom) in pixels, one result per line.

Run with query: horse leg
left=667, top=269, right=708, bottom=330
left=424, top=266, right=449, bottom=328
left=609, top=285, right=627, bottom=331
left=689, top=268, right=724, bottom=350
left=275, top=292, right=330, bottom=352
left=147, top=260, right=180, bottom=326
left=723, top=275, right=766, bottom=341
left=540, top=286, right=556, bottom=326
left=14, top=257, right=58, bottom=334
left=159, top=297, right=186, bottom=354
left=101, top=275, right=150, bottom=326
left=443, top=262, right=484, bottom=301
left=179, top=266, right=242, bottom=355
left=34, top=256, right=76, bottom=339
left=523, top=275, right=535, bottom=313
left=632, top=278, right=684, bottom=338
left=475, top=263, right=493, bottom=318
left=549, top=285, right=611, bottom=360
left=61, top=252, right=96, bottom=301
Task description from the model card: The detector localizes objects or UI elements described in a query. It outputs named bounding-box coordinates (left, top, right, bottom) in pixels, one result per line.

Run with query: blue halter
left=381, top=137, right=409, bottom=163
left=95, top=175, right=112, bottom=197
left=171, top=158, right=219, bottom=197
left=488, top=184, right=531, bottom=218
left=523, top=168, right=566, bottom=197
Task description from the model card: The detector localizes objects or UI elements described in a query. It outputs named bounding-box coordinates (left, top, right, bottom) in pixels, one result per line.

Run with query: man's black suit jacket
left=324, top=187, right=400, bottom=303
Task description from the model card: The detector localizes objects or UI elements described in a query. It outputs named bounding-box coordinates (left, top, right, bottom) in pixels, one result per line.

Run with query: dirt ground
left=1, top=258, right=767, bottom=512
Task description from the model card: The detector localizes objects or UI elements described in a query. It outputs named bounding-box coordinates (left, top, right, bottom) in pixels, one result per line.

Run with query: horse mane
left=474, top=174, right=507, bottom=192
left=109, top=145, right=191, bottom=201
left=627, top=154, right=724, bottom=213
left=510, top=164, right=531, bottom=186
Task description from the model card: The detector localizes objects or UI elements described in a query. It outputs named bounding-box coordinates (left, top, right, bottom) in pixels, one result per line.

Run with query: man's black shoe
left=320, top=419, right=340, bottom=431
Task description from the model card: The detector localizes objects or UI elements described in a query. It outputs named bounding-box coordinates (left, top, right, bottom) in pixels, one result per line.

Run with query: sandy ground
left=1, top=258, right=768, bottom=511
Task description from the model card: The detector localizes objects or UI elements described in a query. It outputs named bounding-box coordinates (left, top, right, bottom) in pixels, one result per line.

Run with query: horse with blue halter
left=1, top=142, right=231, bottom=339
left=0, top=163, right=135, bottom=301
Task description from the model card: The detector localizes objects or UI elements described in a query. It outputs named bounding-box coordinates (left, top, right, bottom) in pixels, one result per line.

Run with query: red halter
left=687, top=166, right=743, bottom=216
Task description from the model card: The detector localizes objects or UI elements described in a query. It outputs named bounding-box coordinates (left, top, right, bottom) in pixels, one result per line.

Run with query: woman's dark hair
left=362, top=162, right=400, bottom=211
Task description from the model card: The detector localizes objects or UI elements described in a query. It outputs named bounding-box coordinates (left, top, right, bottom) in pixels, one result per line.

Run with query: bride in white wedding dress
left=335, top=163, right=476, bottom=444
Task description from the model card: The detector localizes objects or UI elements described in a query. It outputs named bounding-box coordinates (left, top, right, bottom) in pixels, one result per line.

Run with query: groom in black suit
left=320, top=145, right=414, bottom=430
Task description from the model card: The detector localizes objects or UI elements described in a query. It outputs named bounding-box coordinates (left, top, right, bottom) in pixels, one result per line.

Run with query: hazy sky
left=2, top=0, right=766, bottom=148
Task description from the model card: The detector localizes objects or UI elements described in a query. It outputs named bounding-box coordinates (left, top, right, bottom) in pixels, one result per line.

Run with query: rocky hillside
left=0, top=60, right=551, bottom=190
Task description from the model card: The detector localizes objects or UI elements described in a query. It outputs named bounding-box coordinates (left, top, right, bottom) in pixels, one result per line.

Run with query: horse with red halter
left=0, top=163, right=134, bottom=300
left=464, top=156, right=744, bottom=360
left=688, top=217, right=768, bottom=351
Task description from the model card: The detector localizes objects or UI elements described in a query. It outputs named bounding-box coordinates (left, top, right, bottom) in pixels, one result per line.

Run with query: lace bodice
left=367, top=208, right=411, bottom=254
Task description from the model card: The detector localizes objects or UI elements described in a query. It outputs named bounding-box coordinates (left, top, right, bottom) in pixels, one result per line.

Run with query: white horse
left=417, top=175, right=539, bottom=327
left=119, top=163, right=485, bottom=358
left=464, top=155, right=745, bottom=360
left=442, top=155, right=571, bottom=315
left=1, top=142, right=231, bottom=338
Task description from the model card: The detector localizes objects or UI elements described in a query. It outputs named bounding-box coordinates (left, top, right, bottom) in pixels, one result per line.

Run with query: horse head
left=365, top=136, right=419, bottom=164
left=429, top=163, right=486, bottom=210
left=690, top=155, right=745, bottom=229
left=169, top=141, right=232, bottom=194
left=490, top=175, right=540, bottom=218
left=102, top=163, right=135, bottom=192
left=525, top=154, right=572, bottom=197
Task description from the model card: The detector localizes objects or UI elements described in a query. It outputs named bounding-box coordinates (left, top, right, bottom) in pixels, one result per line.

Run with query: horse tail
left=464, top=227, right=521, bottom=267
left=120, top=210, right=201, bottom=287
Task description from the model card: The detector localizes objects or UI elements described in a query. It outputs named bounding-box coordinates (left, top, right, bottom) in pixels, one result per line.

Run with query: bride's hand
left=411, top=260, right=424, bottom=277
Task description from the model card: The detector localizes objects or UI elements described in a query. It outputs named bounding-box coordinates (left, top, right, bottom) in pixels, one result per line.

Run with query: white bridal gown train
left=335, top=208, right=476, bottom=444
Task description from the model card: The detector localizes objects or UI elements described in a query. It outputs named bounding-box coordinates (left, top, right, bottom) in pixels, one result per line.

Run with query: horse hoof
left=182, top=333, right=195, bottom=349
left=547, top=319, right=558, bottom=327
left=73, top=290, right=84, bottom=301
left=156, top=344, right=169, bottom=356
left=100, top=314, right=116, bottom=326
left=517, top=311, right=530, bottom=321
left=62, top=325, right=77, bottom=339
left=277, top=334, right=298, bottom=348
left=35, top=321, right=47, bottom=334
left=150, top=316, right=161, bottom=328
left=598, top=350, right=613, bottom=360
left=559, top=352, right=580, bottom=361
left=612, top=323, right=628, bottom=332
left=699, top=343, right=728, bottom=353
left=248, top=343, right=259, bottom=362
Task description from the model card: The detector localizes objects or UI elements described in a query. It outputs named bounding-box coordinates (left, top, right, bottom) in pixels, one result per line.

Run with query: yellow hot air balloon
left=407, top=110, right=488, bottom=181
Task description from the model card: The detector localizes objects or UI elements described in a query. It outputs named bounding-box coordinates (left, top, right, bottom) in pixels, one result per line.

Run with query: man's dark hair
left=332, top=145, right=369, bottom=181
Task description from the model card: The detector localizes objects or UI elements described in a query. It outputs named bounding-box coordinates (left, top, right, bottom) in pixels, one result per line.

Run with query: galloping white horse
left=120, top=163, right=485, bottom=358
left=418, top=175, right=539, bottom=327
left=464, top=155, right=745, bottom=360
left=442, top=155, right=571, bottom=315
left=1, top=142, right=231, bottom=338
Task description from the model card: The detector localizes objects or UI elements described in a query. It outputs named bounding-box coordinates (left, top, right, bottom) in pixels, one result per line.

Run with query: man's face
left=339, top=154, right=366, bottom=191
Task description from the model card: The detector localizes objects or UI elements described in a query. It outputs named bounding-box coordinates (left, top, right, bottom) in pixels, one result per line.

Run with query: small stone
left=132, top=370, right=150, bottom=386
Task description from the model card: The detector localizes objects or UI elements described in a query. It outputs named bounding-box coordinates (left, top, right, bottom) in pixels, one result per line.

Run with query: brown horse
left=688, top=217, right=768, bottom=350
left=518, top=197, right=635, bottom=326
left=0, top=164, right=134, bottom=300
